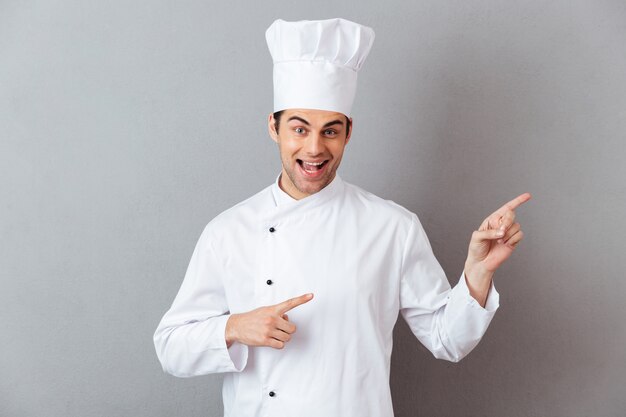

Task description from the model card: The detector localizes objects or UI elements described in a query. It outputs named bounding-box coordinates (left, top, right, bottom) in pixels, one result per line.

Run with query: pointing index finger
left=274, top=293, right=314, bottom=314
left=501, top=192, right=532, bottom=212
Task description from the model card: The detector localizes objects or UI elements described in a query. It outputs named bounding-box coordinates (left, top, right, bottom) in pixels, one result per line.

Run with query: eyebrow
left=287, top=116, right=310, bottom=125
left=286, top=116, right=344, bottom=129
left=322, top=119, right=344, bottom=129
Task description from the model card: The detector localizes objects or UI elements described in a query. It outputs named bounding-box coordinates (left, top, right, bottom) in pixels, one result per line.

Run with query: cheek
left=279, top=138, right=300, bottom=155
left=328, top=143, right=347, bottom=159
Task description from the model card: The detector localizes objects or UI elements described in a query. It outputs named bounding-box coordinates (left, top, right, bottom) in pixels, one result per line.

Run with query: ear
left=345, top=117, right=353, bottom=145
left=268, top=113, right=279, bottom=143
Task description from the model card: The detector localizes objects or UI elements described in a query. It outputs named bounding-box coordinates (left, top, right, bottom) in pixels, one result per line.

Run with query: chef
left=154, top=18, right=530, bottom=417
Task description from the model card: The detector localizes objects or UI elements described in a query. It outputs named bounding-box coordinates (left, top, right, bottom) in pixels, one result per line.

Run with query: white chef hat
left=265, top=18, right=375, bottom=117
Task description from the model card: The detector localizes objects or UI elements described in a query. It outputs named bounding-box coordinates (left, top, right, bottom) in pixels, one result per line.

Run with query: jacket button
left=269, top=391, right=276, bottom=397
left=266, top=279, right=273, bottom=285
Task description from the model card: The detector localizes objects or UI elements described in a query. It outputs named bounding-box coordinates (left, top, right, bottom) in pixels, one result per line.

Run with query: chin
left=298, top=178, right=330, bottom=194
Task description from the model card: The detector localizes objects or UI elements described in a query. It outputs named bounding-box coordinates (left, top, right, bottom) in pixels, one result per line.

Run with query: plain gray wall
left=2, top=1, right=625, bottom=416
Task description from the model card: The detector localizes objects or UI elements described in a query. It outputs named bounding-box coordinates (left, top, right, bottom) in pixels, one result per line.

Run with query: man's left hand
left=463, top=193, right=531, bottom=305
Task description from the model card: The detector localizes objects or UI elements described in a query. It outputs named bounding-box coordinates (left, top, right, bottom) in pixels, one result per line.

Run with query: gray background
left=1, top=0, right=625, bottom=416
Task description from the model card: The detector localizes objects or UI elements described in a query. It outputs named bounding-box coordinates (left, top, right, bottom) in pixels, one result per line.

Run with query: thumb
left=472, top=228, right=505, bottom=243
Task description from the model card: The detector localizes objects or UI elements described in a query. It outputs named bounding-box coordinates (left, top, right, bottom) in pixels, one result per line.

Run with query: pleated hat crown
left=265, top=18, right=375, bottom=117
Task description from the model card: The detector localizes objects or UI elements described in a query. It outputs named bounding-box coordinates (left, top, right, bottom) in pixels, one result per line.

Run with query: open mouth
left=297, top=159, right=328, bottom=174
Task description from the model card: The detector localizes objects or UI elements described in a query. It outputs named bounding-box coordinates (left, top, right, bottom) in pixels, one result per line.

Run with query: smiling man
left=270, top=109, right=351, bottom=199
left=154, top=18, right=530, bottom=417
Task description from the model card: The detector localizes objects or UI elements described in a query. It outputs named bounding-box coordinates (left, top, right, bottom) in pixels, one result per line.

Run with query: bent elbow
left=432, top=347, right=464, bottom=363
left=153, top=327, right=187, bottom=377
left=429, top=335, right=477, bottom=363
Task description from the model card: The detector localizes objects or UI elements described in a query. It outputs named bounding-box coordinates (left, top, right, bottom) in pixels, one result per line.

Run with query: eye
left=324, top=129, right=337, bottom=137
left=294, top=127, right=305, bottom=134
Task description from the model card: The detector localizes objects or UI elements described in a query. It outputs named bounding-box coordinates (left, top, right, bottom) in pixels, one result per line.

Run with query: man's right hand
left=225, top=293, right=314, bottom=349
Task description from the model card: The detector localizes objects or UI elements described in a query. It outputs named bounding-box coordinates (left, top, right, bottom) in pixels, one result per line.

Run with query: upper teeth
left=303, top=161, right=324, bottom=166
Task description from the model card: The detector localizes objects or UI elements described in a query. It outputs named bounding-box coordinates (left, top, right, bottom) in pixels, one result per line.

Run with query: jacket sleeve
left=399, top=213, right=499, bottom=362
left=153, top=224, right=248, bottom=377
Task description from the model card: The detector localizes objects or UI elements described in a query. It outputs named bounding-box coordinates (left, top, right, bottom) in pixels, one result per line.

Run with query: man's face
left=268, top=108, right=352, bottom=200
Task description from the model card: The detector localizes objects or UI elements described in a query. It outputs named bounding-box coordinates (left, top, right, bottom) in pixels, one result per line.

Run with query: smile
left=297, top=159, right=329, bottom=177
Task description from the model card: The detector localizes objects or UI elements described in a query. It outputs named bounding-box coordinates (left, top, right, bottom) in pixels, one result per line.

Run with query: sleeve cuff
left=437, top=271, right=500, bottom=360
left=188, top=314, right=249, bottom=373
left=213, top=314, right=249, bottom=372
left=455, top=271, right=500, bottom=313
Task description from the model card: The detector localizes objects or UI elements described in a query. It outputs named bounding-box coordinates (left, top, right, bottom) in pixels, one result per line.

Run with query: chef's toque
left=265, top=18, right=375, bottom=117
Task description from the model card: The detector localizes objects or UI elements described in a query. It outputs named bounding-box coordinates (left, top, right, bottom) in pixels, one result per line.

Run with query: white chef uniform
left=153, top=173, right=499, bottom=417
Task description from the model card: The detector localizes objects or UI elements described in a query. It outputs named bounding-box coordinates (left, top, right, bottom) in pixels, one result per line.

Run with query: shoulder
left=201, top=184, right=273, bottom=237
left=342, top=180, right=417, bottom=225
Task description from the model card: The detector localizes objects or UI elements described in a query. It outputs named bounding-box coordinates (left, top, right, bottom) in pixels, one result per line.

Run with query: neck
left=278, top=170, right=307, bottom=200
left=278, top=168, right=337, bottom=200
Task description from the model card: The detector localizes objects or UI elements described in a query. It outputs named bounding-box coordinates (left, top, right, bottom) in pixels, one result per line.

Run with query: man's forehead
left=284, top=108, right=347, bottom=122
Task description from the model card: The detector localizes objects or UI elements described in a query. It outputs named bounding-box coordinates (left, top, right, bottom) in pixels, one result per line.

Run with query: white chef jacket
left=154, top=174, right=499, bottom=417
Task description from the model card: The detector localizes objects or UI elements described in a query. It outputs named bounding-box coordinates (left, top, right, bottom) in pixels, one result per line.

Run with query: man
left=154, top=18, right=530, bottom=417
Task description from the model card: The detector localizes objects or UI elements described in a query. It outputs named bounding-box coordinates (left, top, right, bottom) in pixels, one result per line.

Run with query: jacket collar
left=270, top=172, right=344, bottom=211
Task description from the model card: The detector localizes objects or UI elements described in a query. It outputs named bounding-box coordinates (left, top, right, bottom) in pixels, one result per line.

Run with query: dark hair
left=273, top=110, right=352, bottom=137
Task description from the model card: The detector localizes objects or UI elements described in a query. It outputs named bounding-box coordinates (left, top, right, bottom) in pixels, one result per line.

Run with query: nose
left=303, top=132, right=324, bottom=156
